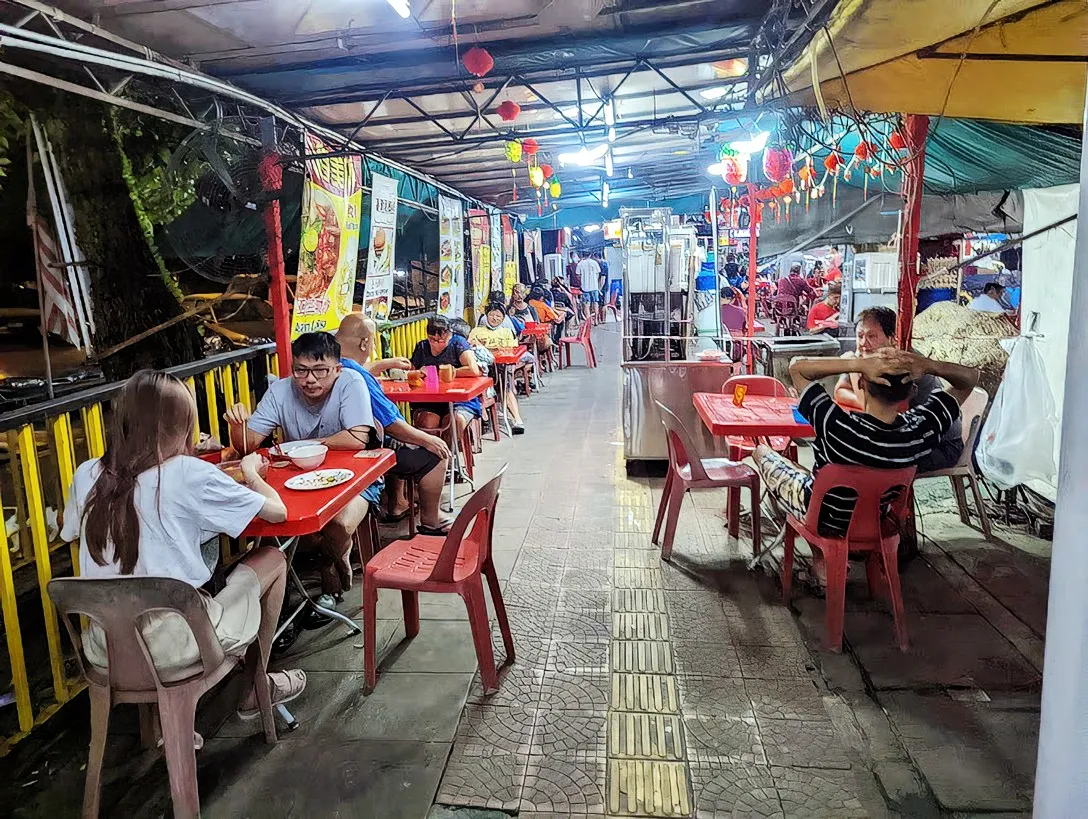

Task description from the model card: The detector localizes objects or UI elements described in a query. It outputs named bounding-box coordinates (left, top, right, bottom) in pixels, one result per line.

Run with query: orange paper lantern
left=824, top=152, right=843, bottom=173
left=889, top=130, right=907, bottom=152
left=779, top=178, right=795, bottom=196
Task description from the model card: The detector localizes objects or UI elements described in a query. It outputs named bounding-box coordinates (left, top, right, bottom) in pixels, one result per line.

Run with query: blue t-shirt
left=340, top=358, right=403, bottom=430
left=409, top=336, right=482, bottom=417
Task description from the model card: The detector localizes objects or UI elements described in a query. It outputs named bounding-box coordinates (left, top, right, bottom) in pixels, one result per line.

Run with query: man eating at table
left=409, top=315, right=483, bottom=446
left=224, top=331, right=377, bottom=609
left=753, top=348, right=979, bottom=541
left=336, top=315, right=455, bottom=535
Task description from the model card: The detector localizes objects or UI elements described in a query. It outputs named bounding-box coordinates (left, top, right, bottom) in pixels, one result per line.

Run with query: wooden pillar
left=896, top=114, right=930, bottom=349
left=260, top=118, right=293, bottom=373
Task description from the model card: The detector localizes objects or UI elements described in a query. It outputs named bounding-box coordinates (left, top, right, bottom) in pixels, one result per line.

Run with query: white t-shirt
left=576, top=258, right=602, bottom=293
left=61, top=455, right=266, bottom=587
left=969, top=293, right=1007, bottom=313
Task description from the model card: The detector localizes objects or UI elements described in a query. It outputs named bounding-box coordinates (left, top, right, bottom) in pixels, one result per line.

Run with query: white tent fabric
left=1020, top=184, right=1079, bottom=499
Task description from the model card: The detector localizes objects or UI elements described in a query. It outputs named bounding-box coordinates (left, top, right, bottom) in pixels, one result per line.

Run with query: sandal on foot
left=238, top=669, right=307, bottom=720
left=417, top=522, right=453, bottom=537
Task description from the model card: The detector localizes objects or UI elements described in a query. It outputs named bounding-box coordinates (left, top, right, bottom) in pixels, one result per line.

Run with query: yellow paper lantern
left=549, top=180, right=561, bottom=198
left=504, top=140, right=522, bottom=163
left=529, top=166, right=544, bottom=187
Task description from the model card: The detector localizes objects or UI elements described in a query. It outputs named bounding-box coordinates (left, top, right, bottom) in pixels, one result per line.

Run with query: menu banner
left=361, top=172, right=399, bottom=321
left=438, top=194, right=464, bottom=317
left=501, top=215, right=518, bottom=297
left=290, top=133, right=363, bottom=337
left=489, top=207, right=503, bottom=294
left=469, top=208, right=489, bottom=312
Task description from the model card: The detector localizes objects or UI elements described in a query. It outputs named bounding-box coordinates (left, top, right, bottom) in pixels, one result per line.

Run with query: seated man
left=528, top=284, right=563, bottom=342
left=336, top=315, right=453, bottom=535
left=754, top=348, right=978, bottom=540
left=409, top=315, right=483, bottom=443
left=806, top=281, right=842, bottom=333
left=969, top=281, right=1015, bottom=315
left=225, top=332, right=376, bottom=607
left=834, top=306, right=963, bottom=473
left=776, top=262, right=818, bottom=302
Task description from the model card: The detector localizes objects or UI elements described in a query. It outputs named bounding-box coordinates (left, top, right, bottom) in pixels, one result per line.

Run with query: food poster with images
left=290, top=133, right=363, bottom=338
left=468, top=208, right=489, bottom=312
left=501, top=215, right=518, bottom=297
left=489, top=207, right=503, bottom=294
left=437, top=194, right=465, bottom=318
left=361, top=172, right=399, bottom=321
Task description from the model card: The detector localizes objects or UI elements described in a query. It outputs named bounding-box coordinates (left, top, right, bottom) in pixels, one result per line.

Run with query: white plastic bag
left=976, top=336, right=1058, bottom=490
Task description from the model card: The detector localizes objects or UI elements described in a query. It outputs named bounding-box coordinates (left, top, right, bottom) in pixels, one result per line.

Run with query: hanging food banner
left=291, top=133, right=363, bottom=337
left=360, top=172, right=399, bottom=321
left=468, top=208, right=489, bottom=311
left=501, top=215, right=518, bottom=297
left=437, top=194, right=464, bottom=317
left=489, top=207, right=503, bottom=293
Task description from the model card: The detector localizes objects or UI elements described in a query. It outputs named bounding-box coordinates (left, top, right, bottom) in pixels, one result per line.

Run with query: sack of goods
left=912, top=301, right=1015, bottom=395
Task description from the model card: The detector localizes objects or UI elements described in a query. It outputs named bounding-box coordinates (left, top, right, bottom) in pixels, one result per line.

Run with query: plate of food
left=284, top=468, right=355, bottom=491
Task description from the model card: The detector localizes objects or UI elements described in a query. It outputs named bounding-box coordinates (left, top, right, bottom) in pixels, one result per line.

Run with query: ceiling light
left=730, top=131, right=770, bottom=154
left=583, top=223, right=601, bottom=232
left=386, top=0, right=410, bottom=18
left=627, top=167, right=633, bottom=179
left=706, top=162, right=724, bottom=175
left=672, top=149, right=690, bottom=156
left=558, top=144, right=609, bottom=165
left=604, top=98, right=615, bottom=127
left=608, top=126, right=616, bottom=143
left=699, top=86, right=729, bottom=101
left=605, top=151, right=614, bottom=177
left=602, top=182, right=610, bottom=208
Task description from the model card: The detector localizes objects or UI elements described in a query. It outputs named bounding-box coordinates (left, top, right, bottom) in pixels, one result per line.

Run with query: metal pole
left=745, top=182, right=761, bottom=373
left=259, top=117, right=292, bottom=373
left=1034, top=77, right=1088, bottom=817
left=710, top=187, right=722, bottom=349
left=895, top=114, right=930, bottom=349
left=26, top=134, right=53, bottom=399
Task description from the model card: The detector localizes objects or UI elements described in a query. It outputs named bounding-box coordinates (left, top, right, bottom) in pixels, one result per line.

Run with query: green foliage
left=0, top=92, right=24, bottom=190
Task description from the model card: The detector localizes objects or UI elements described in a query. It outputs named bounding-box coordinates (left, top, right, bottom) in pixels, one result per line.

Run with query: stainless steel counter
left=622, top=360, right=736, bottom=461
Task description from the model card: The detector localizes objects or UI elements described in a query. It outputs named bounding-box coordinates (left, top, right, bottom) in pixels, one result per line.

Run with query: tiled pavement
left=2, top=322, right=1045, bottom=817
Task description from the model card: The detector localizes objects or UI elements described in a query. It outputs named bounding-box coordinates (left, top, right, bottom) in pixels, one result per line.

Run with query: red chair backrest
left=656, top=401, right=709, bottom=481
left=429, top=465, right=507, bottom=582
left=48, top=576, right=227, bottom=691
left=577, top=320, right=593, bottom=342
left=804, top=464, right=917, bottom=542
left=772, top=295, right=799, bottom=316
left=721, top=374, right=789, bottom=398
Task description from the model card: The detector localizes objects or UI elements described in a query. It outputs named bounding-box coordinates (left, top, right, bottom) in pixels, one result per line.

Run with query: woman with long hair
left=61, top=371, right=306, bottom=728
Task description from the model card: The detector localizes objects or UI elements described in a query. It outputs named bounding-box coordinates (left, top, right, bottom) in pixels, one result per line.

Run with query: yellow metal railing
left=0, top=344, right=276, bottom=754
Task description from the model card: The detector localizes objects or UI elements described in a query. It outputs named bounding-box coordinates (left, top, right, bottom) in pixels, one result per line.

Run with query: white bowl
left=287, top=444, right=328, bottom=470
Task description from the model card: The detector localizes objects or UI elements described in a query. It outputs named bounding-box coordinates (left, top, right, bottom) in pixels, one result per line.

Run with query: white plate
left=271, top=439, right=321, bottom=457
left=284, top=468, right=354, bottom=491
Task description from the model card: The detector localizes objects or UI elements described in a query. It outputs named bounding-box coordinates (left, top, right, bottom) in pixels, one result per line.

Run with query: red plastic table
left=382, top=376, right=493, bottom=507
left=491, top=345, right=528, bottom=366
left=489, top=347, right=528, bottom=437
left=692, top=393, right=814, bottom=438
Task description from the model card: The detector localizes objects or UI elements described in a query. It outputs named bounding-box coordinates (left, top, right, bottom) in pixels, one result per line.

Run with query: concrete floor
left=0, top=322, right=1048, bottom=818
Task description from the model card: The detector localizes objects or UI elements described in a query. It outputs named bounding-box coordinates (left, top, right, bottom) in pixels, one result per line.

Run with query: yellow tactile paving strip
left=606, top=483, right=694, bottom=817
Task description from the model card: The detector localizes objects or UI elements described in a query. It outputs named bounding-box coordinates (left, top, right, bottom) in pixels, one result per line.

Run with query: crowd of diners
left=57, top=277, right=604, bottom=736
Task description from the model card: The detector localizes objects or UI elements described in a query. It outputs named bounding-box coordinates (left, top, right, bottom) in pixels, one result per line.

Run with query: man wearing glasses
left=409, top=315, right=483, bottom=445
left=224, top=332, right=376, bottom=609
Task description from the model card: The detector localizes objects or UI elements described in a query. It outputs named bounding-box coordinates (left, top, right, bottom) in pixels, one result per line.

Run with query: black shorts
left=387, top=438, right=442, bottom=481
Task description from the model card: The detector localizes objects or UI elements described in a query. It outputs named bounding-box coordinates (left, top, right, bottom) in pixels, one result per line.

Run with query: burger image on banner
left=361, top=173, right=400, bottom=319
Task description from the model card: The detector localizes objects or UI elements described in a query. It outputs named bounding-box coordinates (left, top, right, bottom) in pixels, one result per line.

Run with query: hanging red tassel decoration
left=462, top=46, right=494, bottom=78
left=511, top=167, right=518, bottom=202
left=888, top=130, right=907, bottom=152
left=497, top=100, right=521, bottom=122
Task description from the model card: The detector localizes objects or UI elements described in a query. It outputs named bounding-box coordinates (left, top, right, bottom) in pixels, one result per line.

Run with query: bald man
left=337, top=314, right=453, bottom=534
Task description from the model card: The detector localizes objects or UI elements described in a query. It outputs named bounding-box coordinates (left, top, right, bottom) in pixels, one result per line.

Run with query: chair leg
left=402, top=591, right=420, bottom=639
left=726, top=486, right=741, bottom=538
left=652, top=470, right=674, bottom=545
left=245, top=640, right=277, bottom=744
left=950, top=476, right=970, bottom=525
left=881, top=538, right=910, bottom=651
left=460, top=429, right=475, bottom=480
left=137, top=702, right=159, bottom=750
left=464, top=582, right=499, bottom=692
left=489, top=402, right=501, bottom=442
left=864, top=554, right=887, bottom=601
left=484, top=561, right=515, bottom=664
left=823, top=545, right=850, bottom=653
left=363, top=578, right=379, bottom=693
left=661, top=478, right=686, bottom=561
left=407, top=480, right=417, bottom=539
left=158, top=688, right=200, bottom=819
left=749, top=478, right=761, bottom=556
left=781, top=525, right=795, bottom=602
left=82, top=684, right=111, bottom=819
left=968, top=475, right=993, bottom=540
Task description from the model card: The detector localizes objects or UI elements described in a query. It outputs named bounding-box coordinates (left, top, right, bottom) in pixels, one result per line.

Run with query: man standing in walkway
left=576, top=253, right=602, bottom=323
left=336, top=314, right=454, bottom=535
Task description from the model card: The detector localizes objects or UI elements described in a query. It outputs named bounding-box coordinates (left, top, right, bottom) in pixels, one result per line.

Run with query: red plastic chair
left=772, top=295, right=802, bottom=336
left=558, top=320, right=597, bottom=369
left=362, top=466, right=513, bottom=693
left=604, top=290, right=621, bottom=322
left=782, top=464, right=917, bottom=652
left=720, top=375, right=799, bottom=463
left=652, top=402, right=761, bottom=560
left=48, top=575, right=277, bottom=819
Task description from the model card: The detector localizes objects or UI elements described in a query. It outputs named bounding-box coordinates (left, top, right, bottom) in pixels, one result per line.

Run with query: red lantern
left=522, top=138, right=539, bottom=156
left=779, top=178, right=795, bottom=196
left=763, top=145, right=793, bottom=183
left=497, top=100, right=521, bottom=122
left=824, top=152, right=843, bottom=173
left=540, top=163, right=554, bottom=180
left=854, top=140, right=876, bottom=161
left=888, top=130, right=907, bottom=152
left=462, top=46, right=494, bottom=78
left=720, top=154, right=747, bottom=186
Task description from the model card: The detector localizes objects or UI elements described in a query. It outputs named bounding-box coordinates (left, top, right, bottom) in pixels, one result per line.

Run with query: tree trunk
left=41, top=93, right=202, bottom=380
